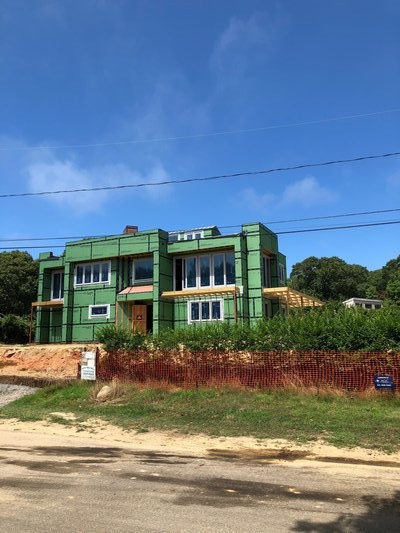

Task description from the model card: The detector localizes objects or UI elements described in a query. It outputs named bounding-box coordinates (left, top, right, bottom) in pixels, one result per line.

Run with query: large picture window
left=175, top=252, right=235, bottom=290
left=188, top=300, right=223, bottom=324
left=75, top=261, right=110, bottom=286
left=132, top=257, right=153, bottom=284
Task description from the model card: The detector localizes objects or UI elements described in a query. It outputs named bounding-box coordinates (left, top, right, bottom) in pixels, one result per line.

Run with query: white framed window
left=51, top=270, right=64, bottom=301
left=174, top=252, right=235, bottom=290
left=183, top=231, right=203, bottom=241
left=75, top=261, right=111, bottom=287
left=132, top=257, right=153, bottom=284
left=187, top=299, right=223, bottom=324
left=89, top=304, right=110, bottom=319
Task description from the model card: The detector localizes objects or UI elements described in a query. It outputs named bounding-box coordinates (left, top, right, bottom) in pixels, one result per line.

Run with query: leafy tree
left=0, top=251, right=38, bottom=316
left=386, top=270, right=400, bottom=306
left=368, top=255, right=400, bottom=299
left=288, top=256, right=369, bottom=302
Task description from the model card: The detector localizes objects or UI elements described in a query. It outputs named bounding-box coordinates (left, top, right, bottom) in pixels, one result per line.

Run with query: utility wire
left=1, top=150, right=400, bottom=199
left=216, top=207, right=400, bottom=230
left=276, top=219, right=400, bottom=235
left=1, top=107, right=400, bottom=152
left=1, top=219, right=400, bottom=250
left=1, top=206, right=400, bottom=243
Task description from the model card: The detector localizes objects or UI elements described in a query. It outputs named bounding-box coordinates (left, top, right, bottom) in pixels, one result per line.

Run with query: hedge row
left=96, top=305, right=400, bottom=353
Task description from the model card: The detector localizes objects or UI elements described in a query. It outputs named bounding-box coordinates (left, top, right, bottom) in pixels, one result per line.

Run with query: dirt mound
left=0, top=344, right=102, bottom=379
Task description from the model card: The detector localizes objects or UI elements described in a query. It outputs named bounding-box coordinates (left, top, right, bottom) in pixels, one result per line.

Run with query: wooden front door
left=132, top=304, right=147, bottom=333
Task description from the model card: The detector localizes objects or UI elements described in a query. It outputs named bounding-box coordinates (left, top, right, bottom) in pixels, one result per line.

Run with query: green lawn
left=1, top=382, right=399, bottom=452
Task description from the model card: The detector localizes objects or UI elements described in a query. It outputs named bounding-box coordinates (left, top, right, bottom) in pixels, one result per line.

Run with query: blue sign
left=374, top=376, right=395, bottom=391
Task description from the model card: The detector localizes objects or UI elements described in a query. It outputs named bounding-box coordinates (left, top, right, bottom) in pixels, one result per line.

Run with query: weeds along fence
left=96, top=351, right=400, bottom=391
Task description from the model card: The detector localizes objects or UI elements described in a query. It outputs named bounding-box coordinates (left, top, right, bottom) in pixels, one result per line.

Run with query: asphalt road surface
left=0, top=429, right=399, bottom=532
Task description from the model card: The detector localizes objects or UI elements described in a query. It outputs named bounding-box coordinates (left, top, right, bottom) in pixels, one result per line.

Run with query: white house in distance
left=343, top=297, right=383, bottom=310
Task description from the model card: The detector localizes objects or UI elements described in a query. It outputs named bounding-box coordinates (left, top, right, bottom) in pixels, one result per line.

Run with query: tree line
left=289, top=255, right=400, bottom=305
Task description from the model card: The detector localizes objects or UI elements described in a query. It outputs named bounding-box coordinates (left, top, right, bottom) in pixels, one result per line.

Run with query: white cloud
left=236, top=187, right=276, bottom=212
left=280, top=176, right=337, bottom=207
left=24, top=154, right=172, bottom=214
left=235, top=176, right=337, bottom=214
left=210, top=11, right=287, bottom=80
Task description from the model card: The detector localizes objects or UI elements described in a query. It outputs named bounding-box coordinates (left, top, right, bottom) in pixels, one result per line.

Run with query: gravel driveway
left=0, top=384, right=38, bottom=407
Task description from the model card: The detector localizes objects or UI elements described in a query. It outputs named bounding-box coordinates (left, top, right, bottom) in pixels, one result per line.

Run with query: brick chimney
left=123, top=225, right=138, bottom=234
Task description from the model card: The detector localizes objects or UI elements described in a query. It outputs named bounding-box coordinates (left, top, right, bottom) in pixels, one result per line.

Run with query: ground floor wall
left=35, top=295, right=283, bottom=343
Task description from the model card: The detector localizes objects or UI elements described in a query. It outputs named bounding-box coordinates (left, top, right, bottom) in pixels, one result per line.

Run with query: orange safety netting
left=97, top=351, right=400, bottom=391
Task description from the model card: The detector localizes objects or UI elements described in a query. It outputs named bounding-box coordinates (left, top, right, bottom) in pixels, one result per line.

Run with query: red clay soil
left=0, top=344, right=101, bottom=380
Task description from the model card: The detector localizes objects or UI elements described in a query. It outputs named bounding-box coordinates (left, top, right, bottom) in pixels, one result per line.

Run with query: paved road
left=0, top=429, right=399, bottom=533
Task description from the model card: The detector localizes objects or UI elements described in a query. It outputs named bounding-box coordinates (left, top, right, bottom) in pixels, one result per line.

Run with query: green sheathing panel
left=157, top=231, right=174, bottom=331
left=243, top=224, right=264, bottom=324
left=35, top=256, right=65, bottom=343
left=61, top=230, right=163, bottom=341
left=35, top=224, right=286, bottom=342
left=234, top=235, right=249, bottom=324
left=167, top=233, right=245, bottom=328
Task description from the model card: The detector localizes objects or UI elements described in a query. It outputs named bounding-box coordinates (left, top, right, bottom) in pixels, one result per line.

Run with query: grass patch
left=1, top=382, right=399, bottom=453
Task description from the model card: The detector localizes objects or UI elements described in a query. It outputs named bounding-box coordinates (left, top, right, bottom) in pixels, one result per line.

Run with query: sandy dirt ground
left=0, top=343, right=99, bottom=380
left=2, top=415, right=400, bottom=470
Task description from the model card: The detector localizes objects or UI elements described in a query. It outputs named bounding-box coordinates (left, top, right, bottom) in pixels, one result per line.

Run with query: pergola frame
left=263, top=287, right=323, bottom=314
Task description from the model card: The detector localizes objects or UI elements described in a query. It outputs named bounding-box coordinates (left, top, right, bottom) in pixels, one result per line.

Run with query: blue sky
left=1, top=0, right=399, bottom=272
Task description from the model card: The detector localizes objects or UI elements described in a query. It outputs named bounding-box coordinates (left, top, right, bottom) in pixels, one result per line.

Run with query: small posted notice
left=81, top=350, right=96, bottom=381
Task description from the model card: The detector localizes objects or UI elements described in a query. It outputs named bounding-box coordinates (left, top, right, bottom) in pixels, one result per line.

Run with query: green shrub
left=0, top=314, right=30, bottom=344
left=96, top=306, right=400, bottom=354
left=95, top=325, right=146, bottom=351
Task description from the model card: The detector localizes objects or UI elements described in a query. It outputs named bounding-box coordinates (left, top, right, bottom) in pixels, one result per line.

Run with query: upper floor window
left=51, top=270, right=64, bottom=300
left=75, top=261, right=110, bottom=287
left=278, top=263, right=286, bottom=285
left=132, top=257, right=153, bottom=284
left=263, top=256, right=272, bottom=288
left=183, top=231, right=203, bottom=241
left=168, top=231, right=204, bottom=242
left=174, top=251, right=235, bottom=290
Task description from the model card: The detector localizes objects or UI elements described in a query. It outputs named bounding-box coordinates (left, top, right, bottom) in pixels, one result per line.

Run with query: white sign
left=81, top=350, right=96, bottom=381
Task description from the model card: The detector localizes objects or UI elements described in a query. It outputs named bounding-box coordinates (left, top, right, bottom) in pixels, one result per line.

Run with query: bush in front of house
left=95, top=324, right=146, bottom=351
left=0, top=314, right=30, bottom=344
left=95, top=306, right=400, bottom=353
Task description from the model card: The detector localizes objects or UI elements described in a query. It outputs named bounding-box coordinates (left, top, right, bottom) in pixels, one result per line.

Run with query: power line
left=2, top=150, right=400, bottom=199
left=1, top=206, right=400, bottom=243
left=276, top=219, right=400, bottom=235
left=1, top=218, right=400, bottom=250
left=1, top=107, right=400, bottom=153
left=216, top=207, right=400, bottom=230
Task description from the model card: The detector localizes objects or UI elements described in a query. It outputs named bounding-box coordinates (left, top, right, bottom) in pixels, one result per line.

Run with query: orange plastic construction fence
left=97, top=351, right=400, bottom=391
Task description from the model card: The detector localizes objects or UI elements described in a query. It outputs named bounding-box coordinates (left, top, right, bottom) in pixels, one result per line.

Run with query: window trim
left=88, top=304, right=110, bottom=319
left=182, top=231, right=204, bottom=241
left=187, top=299, right=224, bottom=324
left=51, top=270, right=64, bottom=301
left=132, top=256, right=153, bottom=285
left=175, top=251, right=235, bottom=291
left=74, top=261, right=111, bottom=287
